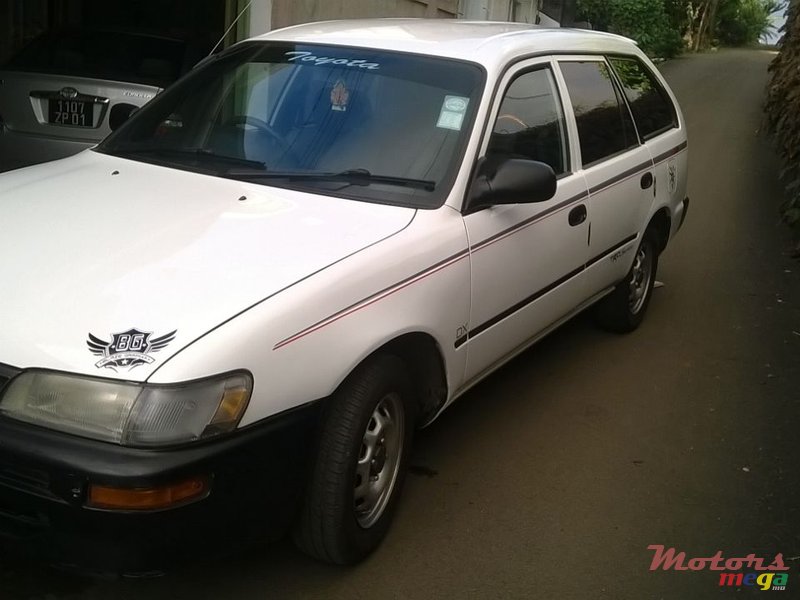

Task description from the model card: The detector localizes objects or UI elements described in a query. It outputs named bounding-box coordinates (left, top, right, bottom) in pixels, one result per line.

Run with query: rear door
left=606, top=55, right=688, bottom=228
left=556, top=57, right=654, bottom=297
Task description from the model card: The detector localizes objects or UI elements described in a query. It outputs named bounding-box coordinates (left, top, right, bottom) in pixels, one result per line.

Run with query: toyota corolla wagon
left=0, top=19, right=688, bottom=574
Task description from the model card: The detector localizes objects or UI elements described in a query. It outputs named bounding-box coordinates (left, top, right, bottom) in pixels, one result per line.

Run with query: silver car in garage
left=0, top=28, right=205, bottom=171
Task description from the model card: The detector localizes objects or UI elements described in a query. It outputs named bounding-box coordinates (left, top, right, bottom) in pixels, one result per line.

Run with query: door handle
left=568, top=204, right=587, bottom=227
left=641, top=172, right=654, bottom=189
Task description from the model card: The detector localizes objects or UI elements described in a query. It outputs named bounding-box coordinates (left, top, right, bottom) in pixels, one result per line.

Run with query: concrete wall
left=238, top=0, right=571, bottom=43
left=248, top=0, right=273, bottom=35
left=271, top=0, right=458, bottom=30
left=488, top=0, right=539, bottom=23
left=264, top=0, right=543, bottom=32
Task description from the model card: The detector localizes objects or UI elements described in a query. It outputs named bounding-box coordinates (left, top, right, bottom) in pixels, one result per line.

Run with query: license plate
left=48, top=99, right=92, bottom=127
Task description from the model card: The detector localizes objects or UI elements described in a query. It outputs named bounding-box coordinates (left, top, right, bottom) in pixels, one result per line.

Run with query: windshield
left=97, top=42, right=485, bottom=208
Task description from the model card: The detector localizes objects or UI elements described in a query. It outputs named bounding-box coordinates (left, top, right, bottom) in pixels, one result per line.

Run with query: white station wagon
left=0, top=20, right=688, bottom=573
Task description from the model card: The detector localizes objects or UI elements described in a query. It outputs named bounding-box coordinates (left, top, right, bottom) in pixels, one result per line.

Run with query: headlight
left=0, top=370, right=251, bottom=447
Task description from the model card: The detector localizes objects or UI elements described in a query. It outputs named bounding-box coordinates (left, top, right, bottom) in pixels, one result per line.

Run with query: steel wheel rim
left=628, top=243, right=653, bottom=315
left=353, top=392, right=405, bottom=529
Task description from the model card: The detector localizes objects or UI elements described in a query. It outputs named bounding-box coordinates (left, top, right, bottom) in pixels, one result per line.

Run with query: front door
left=462, top=59, right=590, bottom=383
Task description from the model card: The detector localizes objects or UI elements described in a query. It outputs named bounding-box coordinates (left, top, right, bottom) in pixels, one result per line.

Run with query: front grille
left=0, top=497, right=50, bottom=538
left=0, top=463, right=51, bottom=497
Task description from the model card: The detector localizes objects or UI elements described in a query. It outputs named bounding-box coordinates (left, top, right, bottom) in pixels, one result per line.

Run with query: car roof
left=254, top=19, right=639, bottom=68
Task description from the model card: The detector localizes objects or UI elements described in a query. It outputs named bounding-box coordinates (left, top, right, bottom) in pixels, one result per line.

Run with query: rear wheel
left=594, top=232, right=658, bottom=333
left=294, top=355, right=414, bottom=564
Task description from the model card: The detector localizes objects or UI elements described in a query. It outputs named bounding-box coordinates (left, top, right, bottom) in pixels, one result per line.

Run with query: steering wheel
left=224, top=115, right=295, bottom=158
left=494, top=114, right=529, bottom=135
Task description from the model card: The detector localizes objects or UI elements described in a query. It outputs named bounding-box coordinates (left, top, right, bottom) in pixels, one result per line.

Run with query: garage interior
left=0, top=0, right=228, bottom=65
left=1, top=1, right=578, bottom=66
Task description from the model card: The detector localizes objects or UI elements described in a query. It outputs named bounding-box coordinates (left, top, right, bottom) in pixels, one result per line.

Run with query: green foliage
left=577, top=1, right=782, bottom=54
left=610, top=58, right=654, bottom=91
left=577, top=0, right=685, bottom=58
left=663, top=0, right=694, bottom=34
left=717, top=0, right=781, bottom=46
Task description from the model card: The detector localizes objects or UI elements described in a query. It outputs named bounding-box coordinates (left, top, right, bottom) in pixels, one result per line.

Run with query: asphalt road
left=2, top=48, right=798, bottom=600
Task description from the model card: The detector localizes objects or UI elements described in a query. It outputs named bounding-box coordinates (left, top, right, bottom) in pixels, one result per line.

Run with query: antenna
left=209, top=0, right=253, bottom=56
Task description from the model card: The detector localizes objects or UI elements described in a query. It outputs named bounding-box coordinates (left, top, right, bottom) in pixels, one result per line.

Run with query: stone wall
left=765, top=0, right=800, bottom=243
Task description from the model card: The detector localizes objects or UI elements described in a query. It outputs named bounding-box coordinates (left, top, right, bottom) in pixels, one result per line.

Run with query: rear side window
left=609, top=56, right=677, bottom=139
left=559, top=60, right=638, bottom=167
left=488, top=67, right=568, bottom=175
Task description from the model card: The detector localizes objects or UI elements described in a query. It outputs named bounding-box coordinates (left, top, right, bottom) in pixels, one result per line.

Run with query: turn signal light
left=207, top=385, right=250, bottom=430
left=87, top=476, right=209, bottom=510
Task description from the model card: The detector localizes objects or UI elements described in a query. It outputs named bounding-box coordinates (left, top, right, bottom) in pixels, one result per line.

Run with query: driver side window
left=488, top=67, right=568, bottom=176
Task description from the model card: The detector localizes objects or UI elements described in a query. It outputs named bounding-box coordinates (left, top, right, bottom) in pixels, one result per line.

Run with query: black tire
left=293, top=354, right=415, bottom=565
left=594, top=231, right=659, bottom=333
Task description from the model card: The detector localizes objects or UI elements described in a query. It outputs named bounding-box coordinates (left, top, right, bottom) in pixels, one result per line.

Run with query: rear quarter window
left=608, top=56, right=678, bottom=140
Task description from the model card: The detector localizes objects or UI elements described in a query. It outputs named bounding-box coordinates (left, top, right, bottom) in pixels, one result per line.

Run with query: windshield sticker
left=285, top=51, right=380, bottom=70
left=330, top=80, right=350, bottom=112
left=87, top=328, right=177, bottom=372
left=437, top=95, right=469, bottom=131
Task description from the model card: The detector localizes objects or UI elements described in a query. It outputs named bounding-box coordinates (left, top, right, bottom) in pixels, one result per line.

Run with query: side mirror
left=465, top=157, right=557, bottom=214
left=109, top=103, right=138, bottom=131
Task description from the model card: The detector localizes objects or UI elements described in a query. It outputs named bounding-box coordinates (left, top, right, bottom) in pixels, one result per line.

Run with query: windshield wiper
left=194, top=149, right=266, bottom=170
left=225, top=168, right=436, bottom=192
left=115, top=147, right=266, bottom=171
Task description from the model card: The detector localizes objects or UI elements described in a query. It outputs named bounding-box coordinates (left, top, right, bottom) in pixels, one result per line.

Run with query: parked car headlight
left=0, top=370, right=251, bottom=447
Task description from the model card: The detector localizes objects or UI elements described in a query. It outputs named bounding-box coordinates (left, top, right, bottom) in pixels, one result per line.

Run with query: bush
left=717, top=0, right=778, bottom=46
left=577, top=0, right=685, bottom=58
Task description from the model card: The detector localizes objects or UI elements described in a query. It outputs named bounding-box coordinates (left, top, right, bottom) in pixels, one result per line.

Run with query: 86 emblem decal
left=87, top=328, right=177, bottom=372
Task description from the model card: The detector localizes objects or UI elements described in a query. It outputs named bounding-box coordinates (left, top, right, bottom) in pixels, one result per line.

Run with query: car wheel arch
left=647, top=207, right=672, bottom=254
left=329, top=332, right=449, bottom=427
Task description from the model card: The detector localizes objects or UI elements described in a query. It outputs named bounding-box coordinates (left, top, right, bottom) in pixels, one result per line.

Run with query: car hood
left=0, top=152, right=416, bottom=380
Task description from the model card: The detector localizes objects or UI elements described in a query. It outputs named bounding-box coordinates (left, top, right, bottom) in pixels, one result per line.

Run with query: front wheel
left=594, top=233, right=658, bottom=333
left=293, top=355, right=415, bottom=564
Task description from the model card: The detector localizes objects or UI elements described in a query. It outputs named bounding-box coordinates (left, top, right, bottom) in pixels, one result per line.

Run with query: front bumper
left=0, top=402, right=320, bottom=575
left=674, top=196, right=690, bottom=235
